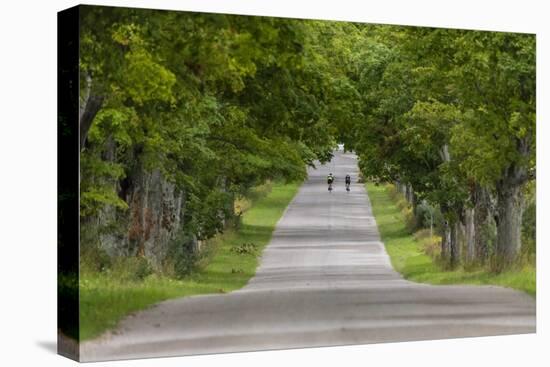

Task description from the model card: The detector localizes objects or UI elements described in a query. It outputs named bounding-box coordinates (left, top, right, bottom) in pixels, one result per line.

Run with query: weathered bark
left=405, top=184, right=413, bottom=205
left=136, top=173, right=151, bottom=258
left=441, top=207, right=461, bottom=268
left=405, top=183, right=417, bottom=214
left=80, top=95, right=103, bottom=150
left=450, top=220, right=461, bottom=267
left=493, top=131, right=533, bottom=266
left=473, top=185, right=493, bottom=263
left=79, top=74, right=104, bottom=150
left=129, top=169, right=186, bottom=266
left=495, top=183, right=524, bottom=264
left=494, top=158, right=529, bottom=265
left=94, top=134, right=121, bottom=257
left=218, top=175, right=230, bottom=229
left=90, top=166, right=187, bottom=268
left=101, top=134, right=116, bottom=163
left=441, top=222, right=450, bottom=261
left=438, top=144, right=456, bottom=266
left=464, top=207, right=475, bottom=263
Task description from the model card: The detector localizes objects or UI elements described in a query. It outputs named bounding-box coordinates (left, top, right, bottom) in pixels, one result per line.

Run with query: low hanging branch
left=79, top=74, right=104, bottom=150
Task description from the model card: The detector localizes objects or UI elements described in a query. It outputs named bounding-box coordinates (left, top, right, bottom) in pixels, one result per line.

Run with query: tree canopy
left=78, top=6, right=535, bottom=271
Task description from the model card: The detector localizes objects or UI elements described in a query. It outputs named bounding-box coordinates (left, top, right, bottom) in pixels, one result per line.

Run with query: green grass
left=79, top=181, right=301, bottom=341
left=366, top=182, right=536, bottom=297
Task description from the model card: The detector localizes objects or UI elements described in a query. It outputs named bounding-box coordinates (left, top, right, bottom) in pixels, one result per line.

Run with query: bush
left=162, top=230, right=200, bottom=279
left=134, top=256, right=154, bottom=280
left=415, top=202, right=432, bottom=228
left=105, top=256, right=154, bottom=282
left=401, top=206, right=416, bottom=232
left=386, top=184, right=399, bottom=200
left=80, top=221, right=155, bottom=281
left=414, top=228, right=442, bottom=258
left=385, top=184, right=415, bottom=230
left=231, top=242, right=258, bottom=255
left=80, top=242, right=112, bottom=275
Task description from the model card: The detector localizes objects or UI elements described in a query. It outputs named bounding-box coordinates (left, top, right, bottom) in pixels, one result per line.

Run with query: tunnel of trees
left=79, top=6, right=535, bottom=276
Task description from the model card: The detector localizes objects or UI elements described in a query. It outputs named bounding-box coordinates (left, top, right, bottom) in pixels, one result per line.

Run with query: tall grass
left=366, top=182, right=535, bottom=297
left=79, top=181, right=301, bottom=340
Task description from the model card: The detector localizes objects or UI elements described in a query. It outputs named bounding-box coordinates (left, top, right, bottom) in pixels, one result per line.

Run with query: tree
left=78, top=7, right=338, bottom=267
left=450, top=31, right=535, bottom=265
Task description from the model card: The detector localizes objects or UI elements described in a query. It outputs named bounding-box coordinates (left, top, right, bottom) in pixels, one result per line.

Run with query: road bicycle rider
left=327, top=173, right=334, bottom=192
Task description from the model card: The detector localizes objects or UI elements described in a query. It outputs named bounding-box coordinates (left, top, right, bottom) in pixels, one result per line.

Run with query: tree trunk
left=493, top=131, right=534, bottom=266
left=441, top=222, right=450, bottom=262
left=495, top=184, right=524, bottom=265
left=465, top=206, right=475, bottom=263
left=450, top=220, right=461, bottom=268
left=442, top=219, right=460, bottom=268
left=405, top=184, right=412, bottom=205
left=80, top=94, right=104, bottom=150
left=494, top=157, right=529, bottom=267
left=402, top=185, right=407, bottom=198
left=79, top=74, right=104, bottom=150
left=473, top=186, right=493, bottom=263
left=406, top=184, right=417, bottom=213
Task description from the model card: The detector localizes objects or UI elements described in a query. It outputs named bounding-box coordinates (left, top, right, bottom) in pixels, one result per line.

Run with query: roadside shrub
left=231, top=242, right=258, bottom=255
left=386, top=183, right=417, bottom=232
left=106, top=256, right=154, bottom=282
left=80, top=244, right=112, bottom=274
left=163, top=230, right=199, bottom=279
left=414, top=228, right=441, bottom=258
left=401, top=206, right=416, bottom=232
left=246, top=180, right=274, bottom=201
left=414, top=202, right=437, bottom=227
left=134, top=256, right=154, bottom=280
left=386, top=184, right=398, bottom=200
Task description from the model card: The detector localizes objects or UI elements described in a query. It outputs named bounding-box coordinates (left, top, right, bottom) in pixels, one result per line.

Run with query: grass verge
left=80, top=181, right=301, bottom=340
left=366, top=182, right=535, bottom=297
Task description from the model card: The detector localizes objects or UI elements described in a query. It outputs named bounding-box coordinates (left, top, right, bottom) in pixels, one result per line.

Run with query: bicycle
left=327, top=173, right=335, bottom=193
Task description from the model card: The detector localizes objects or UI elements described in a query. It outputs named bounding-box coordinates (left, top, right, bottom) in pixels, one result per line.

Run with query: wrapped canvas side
left=57, top=5, right=80, bottom=361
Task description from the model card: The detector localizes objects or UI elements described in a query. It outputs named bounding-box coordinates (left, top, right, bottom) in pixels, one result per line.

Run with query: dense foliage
left=79, top=6, right=535, bottom=274
left=346, top=28, right=535, bottom=268
left=79, top=7, right=340, bottom=272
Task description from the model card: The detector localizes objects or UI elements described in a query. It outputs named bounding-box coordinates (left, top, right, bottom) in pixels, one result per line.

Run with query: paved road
left=81, top=151, right=535, bottom=362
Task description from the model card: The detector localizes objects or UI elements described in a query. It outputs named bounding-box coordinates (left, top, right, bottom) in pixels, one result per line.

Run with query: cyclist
left=327, top=173, right=334, bottom=192
left=345, top=174, right=351, bottom=192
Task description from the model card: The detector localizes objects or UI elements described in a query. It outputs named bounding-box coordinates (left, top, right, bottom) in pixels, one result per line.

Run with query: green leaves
left=344, top=25, right=535, bottom=246
left=81, top=189, right=129, bottom=217
left=80, top=154, right=128, bottom=217
left=88, top=107, right=137, bottom=148
left=79, top=8, right=344, bottom=246
left=122, top=48, right=176, bottom=105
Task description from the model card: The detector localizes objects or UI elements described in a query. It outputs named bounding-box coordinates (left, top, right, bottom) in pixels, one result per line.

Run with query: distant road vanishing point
left=81, top=151, right=535, bottom=362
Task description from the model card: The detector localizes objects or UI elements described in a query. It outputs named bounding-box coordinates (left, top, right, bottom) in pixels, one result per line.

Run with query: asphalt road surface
left=81, top=151, right=535, bottom=362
